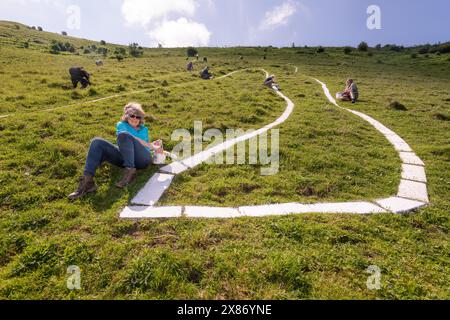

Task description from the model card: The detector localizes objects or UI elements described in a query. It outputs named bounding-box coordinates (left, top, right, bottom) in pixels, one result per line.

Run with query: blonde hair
left=121, top=102, right=145, bottom=126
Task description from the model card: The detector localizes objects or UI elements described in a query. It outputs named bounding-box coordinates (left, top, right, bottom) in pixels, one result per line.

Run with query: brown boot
left=68, top=174, right=97, bottom=200
left=116, top=168, right=137, bottom=189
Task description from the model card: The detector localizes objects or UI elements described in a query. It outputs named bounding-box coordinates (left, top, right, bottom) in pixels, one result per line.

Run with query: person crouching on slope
left=68, top=103, right=155, bottom=199
left=69, top=66, right=91, bottom=89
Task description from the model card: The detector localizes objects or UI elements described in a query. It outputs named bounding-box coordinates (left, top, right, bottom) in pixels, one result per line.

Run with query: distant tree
left=64, top=42, right=76, bottom=53
left=344, top=47, right=352, bottom=54
left=100, top=40, right=106, bottom=45
left=49, top=40, right=76, bottom=54
left=418, top=46, right=429, bottom=54
left=31, top=26, right=36, bottom=30
left=158, top=43, right=163, bottom=48
left=292, top=42, right=295, bottom=48
left=97, top=47, right=108, bottom=57
left=388, top=44, right=404, bottom=52
left=430, top=42, right=450, bottom=54
left=187, top=47, right=198, bottom=57
left=62, top=31, right=68, bottom=36
left=114, top=47, right=127, bottom=56
left=316, top=46, right=325, bottom=53
left=129, top=43, right=143, bottom=57
left=115, top=54, right=124, bottom=62
left=37, top=26, right=43, bottom=31
left=358, top=41, right=369, bottom=51
left=375, top=44, right=382, bottom=50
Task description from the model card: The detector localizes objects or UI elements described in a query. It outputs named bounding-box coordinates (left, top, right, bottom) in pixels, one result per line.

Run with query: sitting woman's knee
left=117, top=132, right=133, bottom=141
left=90, top=137, right=105, bottom=147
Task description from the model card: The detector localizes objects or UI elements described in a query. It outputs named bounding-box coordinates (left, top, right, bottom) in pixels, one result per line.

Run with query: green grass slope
left=0, top=21, right=449, bottom=299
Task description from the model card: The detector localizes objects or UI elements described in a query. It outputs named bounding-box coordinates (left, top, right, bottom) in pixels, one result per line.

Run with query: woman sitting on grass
left=336, top=79, right=359, bottom=103
left=68, top=102, right=155, bottom=200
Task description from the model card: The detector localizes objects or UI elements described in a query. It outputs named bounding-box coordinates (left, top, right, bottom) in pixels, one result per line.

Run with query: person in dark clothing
left=69, top=67, right=91, bottom=89
left=187, top=61, right=194, bottom=71
left=200, top=66, right=213, bottom=80
left=336, top=79, right=359, bottom=103
left=203, top=57, right=208, bottom=63
left=263, top=74, right=280, bottom=90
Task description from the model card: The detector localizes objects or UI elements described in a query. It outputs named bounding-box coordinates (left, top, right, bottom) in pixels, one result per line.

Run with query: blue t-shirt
left=116, top=121, right=151, bottom=152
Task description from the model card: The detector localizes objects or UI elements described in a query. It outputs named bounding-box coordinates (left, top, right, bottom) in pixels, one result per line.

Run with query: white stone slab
left=159, top=161, right=189, bottom=175
left=120, top=206, right=182, bottom=218
left=376, top=197, right=426, bottom=214
left=184, top=206, right=242, bottom=218
left=131, top=173, right=174, bottom=205
left=397, top=179, right=429, bottom=203
left=399, top=152, right=425, bottom=166
left=239, top=203, right=308, bottom=216
left=401, top=164, right=427, bottom=183
left=304, top=202, right=386, bottom=214
left=239, top=201, right=386, bottom=216
left=385, top=134, right=408, bottom=145
left=391, top=141, right=413, bottom=152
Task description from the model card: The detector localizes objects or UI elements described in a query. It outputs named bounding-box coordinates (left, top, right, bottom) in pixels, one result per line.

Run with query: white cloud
left=148, top=18, right=211, bottom=47
left=260, top=1, right=299, bottom=30
left=121, top=0, right=196, bottom=27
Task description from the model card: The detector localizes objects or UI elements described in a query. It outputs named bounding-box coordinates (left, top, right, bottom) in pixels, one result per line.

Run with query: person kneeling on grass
left=187, top=61, right=194, bottom=71
left=200, top=66, right=213, bottom=80
left=69, top=66, right=91, bottom=89
left=263, top=74, right=280, bottom=90
left=68, top=102, right=156, bottom=200
left=336, top=78, right=359, bottom=103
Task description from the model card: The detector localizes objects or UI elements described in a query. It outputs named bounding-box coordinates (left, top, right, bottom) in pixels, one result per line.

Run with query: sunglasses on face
left=129, top=114, right=142, bottom=120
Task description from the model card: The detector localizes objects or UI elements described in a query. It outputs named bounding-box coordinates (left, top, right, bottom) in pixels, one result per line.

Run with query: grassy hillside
left=0, top=21, right=449, bottom=299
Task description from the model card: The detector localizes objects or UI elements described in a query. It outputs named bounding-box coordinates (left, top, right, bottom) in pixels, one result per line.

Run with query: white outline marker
left=119, top=69, right=429, bottom=218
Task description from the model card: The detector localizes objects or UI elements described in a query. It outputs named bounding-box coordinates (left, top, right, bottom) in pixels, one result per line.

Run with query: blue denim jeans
left=84, top=132, right=152, bottom=176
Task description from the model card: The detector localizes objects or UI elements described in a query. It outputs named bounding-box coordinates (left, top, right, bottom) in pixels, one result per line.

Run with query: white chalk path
left=119, top=67, right=428, bottom=218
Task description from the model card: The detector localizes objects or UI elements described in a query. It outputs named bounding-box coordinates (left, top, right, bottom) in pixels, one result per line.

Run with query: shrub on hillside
left=37, top=26, right=43, bottom=31
left=129, top=43, right=143, bottom=57
left=316, top=47, right=325, bottom=53
left=418, top=46, right=430, bottom=54
left=114, top=47, right=127, bottom=56
left=97, top=47, right=108, bottom=56
left=385, top=44, right=404, bottom=52
left=389, top=101, right=407, bottom=111
left=100, top=40, right=106, bottom=45
left=61, top=31, right=68, bottom=36
left=343, top=47, right=352, bottom=54
left=429, top=43, right=450, bottom=54
left=358, top=41, right=369, bottom=51
left=49, top=40, right=76, bottom=54
left=433, top=113, right=449, bottom=121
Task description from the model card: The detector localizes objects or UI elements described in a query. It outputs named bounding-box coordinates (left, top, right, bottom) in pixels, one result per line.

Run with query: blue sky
left=1, top=0, right=449, bottom=48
